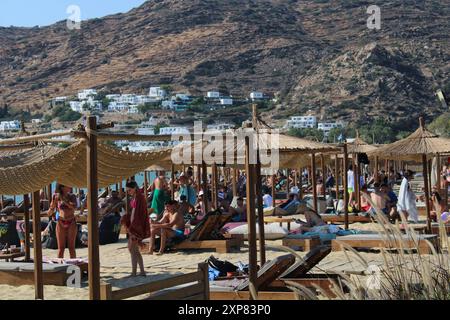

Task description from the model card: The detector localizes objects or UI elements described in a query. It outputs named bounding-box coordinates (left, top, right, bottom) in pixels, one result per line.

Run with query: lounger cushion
left=0, top=262, right=27, bottom=271
left=287, top=232, right=337, bottom=243
left=227, top=223, right=288, bottom=240
left=19, top=263, right=69, bottom=273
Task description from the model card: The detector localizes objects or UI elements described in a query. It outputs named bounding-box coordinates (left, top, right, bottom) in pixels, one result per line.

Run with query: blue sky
left=0, top=0, right=147, bottom=27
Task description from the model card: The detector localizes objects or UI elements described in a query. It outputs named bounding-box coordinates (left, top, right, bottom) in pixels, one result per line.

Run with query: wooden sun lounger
left=0, top=262, right=88, bottom=286
left=331, top=234, right=439, bottom=254
left=282, top=236, right=321, bottom=252
left=400, top=223, right=450, bottom=235
left=0, top=252, right=25, bottom=262
left=142, top=212, right=242, bottom=253
left=321, top=214, right=372, bottom=224
left=100, top=263, right=209, bottom=300
left=264, top=217, right=295, bottom=231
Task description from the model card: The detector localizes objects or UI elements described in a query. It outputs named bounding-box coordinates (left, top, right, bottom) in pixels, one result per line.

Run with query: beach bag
left=99, top=214, right=121, bottom=245
left=0, top=221, right=20, bottom=247
left=206, top=255, right=238, bottom=277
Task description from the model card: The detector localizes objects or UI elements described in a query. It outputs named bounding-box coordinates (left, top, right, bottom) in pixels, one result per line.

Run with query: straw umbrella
left=368, top=117, right=450, bottom=232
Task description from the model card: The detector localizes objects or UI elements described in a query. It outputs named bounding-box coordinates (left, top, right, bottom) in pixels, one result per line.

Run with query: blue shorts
left=174, top=229, right=185, bottom=238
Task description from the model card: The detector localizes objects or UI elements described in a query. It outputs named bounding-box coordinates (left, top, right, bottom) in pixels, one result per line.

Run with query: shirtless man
left=370, top=183, right=390, bottom=215
left=149, top=200, right=185, bottom=255
left=296, top=209, right=326, bottom=233
left=151, top=171, right=168, bottom=216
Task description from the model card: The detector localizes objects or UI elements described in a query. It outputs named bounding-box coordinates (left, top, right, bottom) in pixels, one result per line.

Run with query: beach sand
left=0, top=220, right=447, bottom=300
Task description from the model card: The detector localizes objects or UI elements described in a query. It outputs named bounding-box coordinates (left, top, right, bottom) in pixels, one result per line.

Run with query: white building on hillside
left=207, top=91, right=220, bottom=98
left=219, top=98, right=233, bottom=106
left=206, top=123, right=235, bottom=131
left=69, top=101, right=83, bottom=113
left=0, top=120, right=20, bottom=132
left=159, top=127, right=190, bottom=135
left=318, top=121, right=344, bottom=137
left=250, top=92, right=264, bottom=101
left=78, top=89, right=97, bottom=100
left=149, top=87, right=167, bottom=99
left=286, top=116, right=317, bottom=129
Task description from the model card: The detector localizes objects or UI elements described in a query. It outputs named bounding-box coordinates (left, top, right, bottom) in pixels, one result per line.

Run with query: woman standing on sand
left=47, top=184, right=78, bottom=259
left=121, top=181, right=150, bottom=277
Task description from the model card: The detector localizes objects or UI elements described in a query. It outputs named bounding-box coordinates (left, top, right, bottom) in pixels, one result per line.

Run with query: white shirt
left=263, top=194, right=273, bottom=208
left=347, top=170, right=355, bottom=189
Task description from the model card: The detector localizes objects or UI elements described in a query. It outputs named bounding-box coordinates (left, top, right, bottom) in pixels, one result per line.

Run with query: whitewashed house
left=286, top=116, right=317, bottom=129
left=219, top=98, right=233, bottom=106
left=159, top=127, right=190, bottom=135
left=206, top=123, right=235, bottom=131
left=149, top=87, right=167, bottom=99
left=78, top=89, right=97, bottom=100
left=318, top=121, right=344, bottom=137
left=207, top=91, right=220, bottom=98
left=31, top=119, right=43, bottom=125
left=250, top=91, right=264, bottom=101
left=0, top=120, right=20, bottom=132
left=69, top=101, right=83, bottom=113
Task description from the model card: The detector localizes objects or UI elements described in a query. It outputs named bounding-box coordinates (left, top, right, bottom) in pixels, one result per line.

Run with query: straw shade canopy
left=347, top=137, right=378, bottom=154
left=368, top=119, right=450, bottom=160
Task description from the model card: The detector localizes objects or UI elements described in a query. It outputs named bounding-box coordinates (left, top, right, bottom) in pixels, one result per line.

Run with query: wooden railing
left=100, top=263, right=209, bottom=300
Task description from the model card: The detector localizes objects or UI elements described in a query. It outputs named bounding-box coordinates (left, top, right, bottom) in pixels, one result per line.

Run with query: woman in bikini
left=121, top=181, right=150, bottom=277
left=47, top=184, right=78, bottom=259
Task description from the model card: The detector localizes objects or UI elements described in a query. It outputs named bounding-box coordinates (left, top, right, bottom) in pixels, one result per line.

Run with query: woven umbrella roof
left=368, top=118, right=450, bottom=160
left=347, top=136, right=378, bottom=154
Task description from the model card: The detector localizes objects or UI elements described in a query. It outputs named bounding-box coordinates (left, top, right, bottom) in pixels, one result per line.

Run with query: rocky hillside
left=0, top=0, right=448, bottom=128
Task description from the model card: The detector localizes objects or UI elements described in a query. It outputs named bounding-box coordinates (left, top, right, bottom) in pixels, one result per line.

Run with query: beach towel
left=151, top=189, right=166, bottom=215
left=122, top=190, right=150, bottom=244
left=397, top=177, right=419, bottom=222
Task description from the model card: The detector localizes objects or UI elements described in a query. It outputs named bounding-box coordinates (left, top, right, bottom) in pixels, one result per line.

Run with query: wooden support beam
left=311, top=153, right=318, bottom=213
left=23, top=194, right=31, bottom=262
left=286, top=169, right=290, bottom=199
left=232, top=168, right=238, bottom=197
left=374, top=156, right=379, bottom=183
left=143, top=171, right=149, bottom=198
left=245, top=136, right=258, bottom=298
left=335, top=155, right=339, bottom=201
left=255, top=157, right=266, bottom=265
left=212, top=163, right=218, bottom=209
left=87, top=116, right=100, bottom=300
left=171, top=164, right=175, bottom=200
left=422, top=154, right=432, bottom=233
left=343, top=144, right=349, bottom=230
left=271, top=174, right=276, bottom=207
left=202, top=162, right=209, bottom=214
left=32, top=190, right=44, bottom=300
left=196, top=165, right=201, bottom=193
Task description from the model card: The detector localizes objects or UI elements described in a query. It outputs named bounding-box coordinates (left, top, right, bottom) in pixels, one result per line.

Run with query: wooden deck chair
left=210, top=254, right=297, bottom=300
left=320, top=214, right=372, bottom=224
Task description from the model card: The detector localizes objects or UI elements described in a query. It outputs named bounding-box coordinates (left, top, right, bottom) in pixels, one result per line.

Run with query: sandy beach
left=1, top=219, right=446, bottom=300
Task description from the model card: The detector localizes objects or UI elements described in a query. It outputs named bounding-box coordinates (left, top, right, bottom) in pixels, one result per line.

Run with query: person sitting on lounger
left=360, top=185, right=372, bottom=212
left=179, top=195, right=195, bottom=218
left=149, top=200, right=185, bottom=255
left=272, top=193, right=302, bottom=216
left=262, top=187, right=273, bottom=208
left=296, top=209, right=327, bottom=233
left=229, top=197, right=246, bottom=222
left=370, top=183, right=391, bottom=215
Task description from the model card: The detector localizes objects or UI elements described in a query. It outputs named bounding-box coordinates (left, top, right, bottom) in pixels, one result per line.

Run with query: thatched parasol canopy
left=368, top=118, right=450, bottom=160
left=347, top=136, right=378, bottom=154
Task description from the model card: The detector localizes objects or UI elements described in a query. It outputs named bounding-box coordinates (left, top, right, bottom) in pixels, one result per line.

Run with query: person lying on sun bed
left=148, top=200, right=185, bottom=255
left=229, top=197, right=247, bottom=222
left=295, top=208, right=327, bottom=233
left=272, top=193, right=302, bottom=216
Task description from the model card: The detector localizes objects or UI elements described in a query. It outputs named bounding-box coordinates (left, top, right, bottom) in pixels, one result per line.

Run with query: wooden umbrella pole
left=0, top=195, right=3, bottom=210
left=144, top=170, right=149, bottom=198
left=255, top=161, right=266, bottom=265
left=271, top=174, right=276, bottom=207
left=299, top=168, right=303, bottom=200
left=422, top=154, right=432, bottom=233
left=202, top=162, right=209, bottom=213
left=171, top=164, right=175, bottom=200
left=244, top=136, right=258, bottom=298
left=47, top=184, right=52, bottom=201
left=356, top=155, right=361, bottom=211
left=23, top=194, right=31, bottom=262
left=343, top=144, right=349, bottom=230
left=232, top=168, right=238, bottom=197
left=335, top=155, right=339, bottom=201
left=196, top=165, right=201, bottom=193
left=436, top=154, right=441, bottom=193
left=286, top=169, right=290, bottom=199
left=86, top=116, right=100, bottom=300
left=321, top=154, right=326, bottom=197
left=311, top=153, right=318, bottom=213
left=32, top=190, right=44, bottom=300
left=293, top=169, right=298, bottom=188
left=212, top=163, right=218, bottom=209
